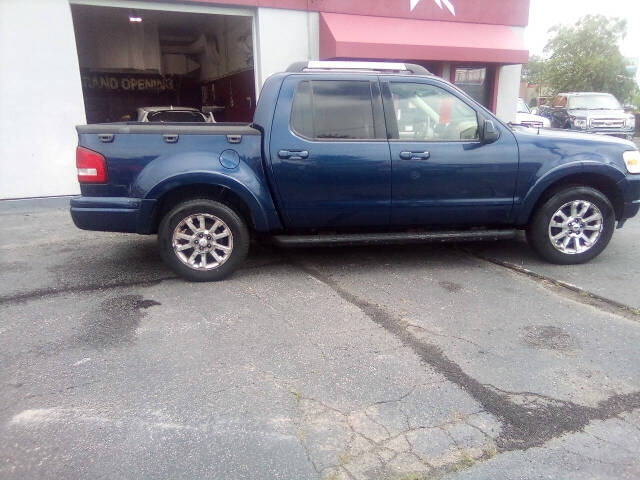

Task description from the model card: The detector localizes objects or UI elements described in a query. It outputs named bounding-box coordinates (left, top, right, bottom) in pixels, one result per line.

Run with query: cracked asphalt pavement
left=1, top=198, right=640, bottom=479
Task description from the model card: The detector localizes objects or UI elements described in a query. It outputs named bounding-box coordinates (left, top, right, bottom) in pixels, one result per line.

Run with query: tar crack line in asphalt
left=294, top=262, right=640, bottom=452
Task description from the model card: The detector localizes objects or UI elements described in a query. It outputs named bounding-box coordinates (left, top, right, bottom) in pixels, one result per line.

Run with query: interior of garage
left=71, top=4, right=256, bottom=123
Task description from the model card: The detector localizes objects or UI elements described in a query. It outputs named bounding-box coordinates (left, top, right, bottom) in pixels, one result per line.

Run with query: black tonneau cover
left=76, top=122, right=260, bottom=136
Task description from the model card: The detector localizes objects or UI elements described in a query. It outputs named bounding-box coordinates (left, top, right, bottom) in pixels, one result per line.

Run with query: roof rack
left=286, top=61, right=432, bottom=76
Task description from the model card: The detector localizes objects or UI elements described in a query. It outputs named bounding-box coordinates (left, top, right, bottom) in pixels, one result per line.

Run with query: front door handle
left=163, top=134, right=179, bottom=143
left=400, top=151, right=430, bottom=160
left=278, top=149, right=309, bottom=160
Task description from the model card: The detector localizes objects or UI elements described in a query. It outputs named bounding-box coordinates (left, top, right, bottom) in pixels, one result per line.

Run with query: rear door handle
left=400, top=151, right=430, bottom=160
left=163, top=134, right=179, bottom=143
left=278, top=149, right=309, bottom=160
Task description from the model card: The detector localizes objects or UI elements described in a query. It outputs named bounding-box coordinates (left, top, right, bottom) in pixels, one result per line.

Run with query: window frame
left=381, top=79, right=482, bottom=144
left=288, top=77, right=387, bottom=143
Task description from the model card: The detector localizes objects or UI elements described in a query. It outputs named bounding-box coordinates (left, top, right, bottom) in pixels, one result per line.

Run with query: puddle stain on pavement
left=520, top=325, right=580, bottom=351
left=76, top=294, right=160, bottom=348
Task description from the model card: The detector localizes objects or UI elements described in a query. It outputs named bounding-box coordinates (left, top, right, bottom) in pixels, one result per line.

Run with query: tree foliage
left=525, top=15, right=638, bottom=103
left=521, top=54, right=546, bottom=85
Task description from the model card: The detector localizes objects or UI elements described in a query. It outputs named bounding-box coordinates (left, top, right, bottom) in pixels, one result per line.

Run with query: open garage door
left=71, top=3, right=256, bottom=123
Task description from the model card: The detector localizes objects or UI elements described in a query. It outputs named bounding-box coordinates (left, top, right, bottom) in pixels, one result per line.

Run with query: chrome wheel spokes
left=548, top=200, right=603, bottom=255
left=171, top=213, right=233, bottom=270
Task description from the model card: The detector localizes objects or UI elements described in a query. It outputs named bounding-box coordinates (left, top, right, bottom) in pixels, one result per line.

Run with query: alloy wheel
left=548, top=200, right=603, bottom=254
left=171, top=213, right=233, bottom=270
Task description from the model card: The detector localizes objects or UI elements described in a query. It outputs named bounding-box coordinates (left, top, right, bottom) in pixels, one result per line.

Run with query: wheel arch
left=518, top=170, right=625, bottom=225
left=145, top=178, right=277, bottom=234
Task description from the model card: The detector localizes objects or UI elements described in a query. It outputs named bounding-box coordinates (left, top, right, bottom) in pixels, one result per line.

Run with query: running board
left=271, top=229, right=518, bottom=247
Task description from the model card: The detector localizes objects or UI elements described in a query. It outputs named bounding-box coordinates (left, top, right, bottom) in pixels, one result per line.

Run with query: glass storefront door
left=451, top=65, right=495, bottom=109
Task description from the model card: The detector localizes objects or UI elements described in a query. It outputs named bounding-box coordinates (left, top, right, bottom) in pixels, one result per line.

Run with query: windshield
left=147, top=110, right=207, bottom=122
left=517, top=98, right=530, bottom=113
left=567, top=94, right=621, bottom=110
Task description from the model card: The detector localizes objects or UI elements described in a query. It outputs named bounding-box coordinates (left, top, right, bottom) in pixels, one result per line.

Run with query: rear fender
left=132, top=151, right=279, bottom=231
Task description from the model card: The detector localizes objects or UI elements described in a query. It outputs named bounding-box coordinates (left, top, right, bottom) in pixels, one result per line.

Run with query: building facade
left=0, top=0, right=529, bottom=199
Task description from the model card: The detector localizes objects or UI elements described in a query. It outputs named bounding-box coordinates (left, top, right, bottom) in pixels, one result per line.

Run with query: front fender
left=132, top=151, right=280, bottom=231
left=515, top=161, right=625, bottom=225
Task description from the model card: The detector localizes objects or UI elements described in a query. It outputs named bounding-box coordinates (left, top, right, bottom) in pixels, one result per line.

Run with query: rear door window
left=291, top=80, right=378, bottom=140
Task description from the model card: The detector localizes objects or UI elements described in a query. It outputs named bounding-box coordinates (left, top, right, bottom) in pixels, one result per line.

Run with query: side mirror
left=482, top=119, right=500, bottom=144
left=531, top=107, right=539, bottom=115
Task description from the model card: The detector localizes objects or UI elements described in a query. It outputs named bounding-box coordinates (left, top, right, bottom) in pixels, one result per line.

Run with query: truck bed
left=72, top=121, right=275, bottom=234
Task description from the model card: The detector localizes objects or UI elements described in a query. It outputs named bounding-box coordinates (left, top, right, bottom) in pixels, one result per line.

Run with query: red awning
left=319, top=12, right=528, bottom=64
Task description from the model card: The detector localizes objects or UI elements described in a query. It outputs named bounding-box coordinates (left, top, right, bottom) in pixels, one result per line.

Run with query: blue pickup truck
left=71, top=61, right=640, bottom=281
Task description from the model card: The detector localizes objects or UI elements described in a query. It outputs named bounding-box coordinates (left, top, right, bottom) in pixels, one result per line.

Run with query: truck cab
left=71, top=61, right=640, bottom=281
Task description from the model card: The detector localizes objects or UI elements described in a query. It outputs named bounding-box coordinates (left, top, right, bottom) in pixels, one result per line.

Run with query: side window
left=389, top=83, right=479, bottom=141
left=290, top=80, right=376, bottom=140
left=291, top=81, right=313, bottom=138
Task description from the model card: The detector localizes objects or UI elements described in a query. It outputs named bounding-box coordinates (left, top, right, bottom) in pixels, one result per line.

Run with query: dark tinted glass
left=147, top=111, right=206, bottom=122
left=291, top=81, right=313, bottom=138
left=291, top=80, right=376, bottom=140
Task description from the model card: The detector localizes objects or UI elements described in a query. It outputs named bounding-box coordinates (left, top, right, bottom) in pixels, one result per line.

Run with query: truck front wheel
left=158, top=199, right=249, bottom=281
left=526, top=186, right=615, bottom=264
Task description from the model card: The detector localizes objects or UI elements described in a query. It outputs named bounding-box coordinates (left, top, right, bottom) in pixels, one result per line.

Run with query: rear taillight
left=76, top=146, right=107, bottom=183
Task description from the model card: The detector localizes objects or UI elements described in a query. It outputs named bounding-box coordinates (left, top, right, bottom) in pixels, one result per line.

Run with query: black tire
left=526, top=186, right=615, bottom=265
left=158, top=199, right=249, bottom=281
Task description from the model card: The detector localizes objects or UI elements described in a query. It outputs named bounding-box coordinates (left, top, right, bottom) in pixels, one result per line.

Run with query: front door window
left=389, top=83, right=479, bottom=142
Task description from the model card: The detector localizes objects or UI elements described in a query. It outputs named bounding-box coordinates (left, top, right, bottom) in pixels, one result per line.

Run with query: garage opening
left=70, top=4, right=256, bottom=124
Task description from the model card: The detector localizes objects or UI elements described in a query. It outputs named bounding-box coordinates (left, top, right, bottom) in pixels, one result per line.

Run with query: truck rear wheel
left=158, top=199, right=249, bottom=281
left=526, top=186, right=615, bottom=264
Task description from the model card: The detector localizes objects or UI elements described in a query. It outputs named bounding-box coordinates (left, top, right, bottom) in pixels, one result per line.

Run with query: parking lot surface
left=1, top=198, right=639, bottom=479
